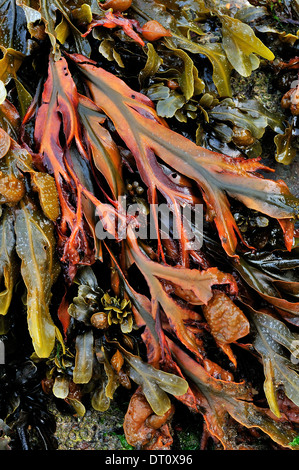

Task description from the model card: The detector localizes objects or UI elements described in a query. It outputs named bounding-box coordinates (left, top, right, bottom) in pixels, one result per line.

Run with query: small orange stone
left=101, top=0, right=132, bottom=12
left=0, top=128, right=10, bottom=159
left=90, top=312, right=109, bottom=329
left=167, top=80, right=180, bottom=90
left=111, top=349, right=124, bottom=373
left=141, top=20, right=171, bottom=41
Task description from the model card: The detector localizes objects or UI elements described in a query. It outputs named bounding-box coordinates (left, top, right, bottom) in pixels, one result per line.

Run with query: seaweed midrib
left=84, top=70, right=297, bottom=216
